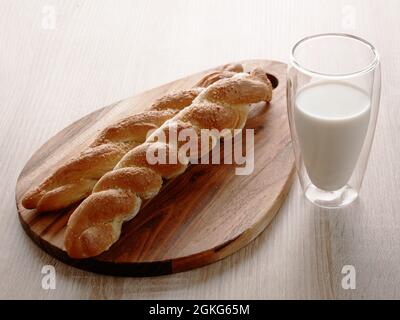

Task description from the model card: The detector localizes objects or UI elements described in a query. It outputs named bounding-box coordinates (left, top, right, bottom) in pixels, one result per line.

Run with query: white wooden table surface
left=1, top=0, right=399, bottom=299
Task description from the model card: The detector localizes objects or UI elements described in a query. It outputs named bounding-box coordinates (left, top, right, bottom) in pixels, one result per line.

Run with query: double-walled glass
left=287, top=34, right=381, bottom=208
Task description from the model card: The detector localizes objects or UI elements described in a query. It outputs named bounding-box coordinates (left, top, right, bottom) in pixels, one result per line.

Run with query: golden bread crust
left=22, top=65, right=241, bottom=212
left=64, top=67, right=272, bottom=258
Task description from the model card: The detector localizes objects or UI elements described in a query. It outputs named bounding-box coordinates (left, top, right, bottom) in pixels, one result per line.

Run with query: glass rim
left=290, top=33, right=380, bottom=79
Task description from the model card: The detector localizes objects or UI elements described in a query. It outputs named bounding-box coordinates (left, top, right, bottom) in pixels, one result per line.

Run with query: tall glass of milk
left=287, top=34, right=381, bottom=208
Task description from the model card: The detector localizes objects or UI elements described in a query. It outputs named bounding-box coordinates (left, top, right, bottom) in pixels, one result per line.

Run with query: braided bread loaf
left=21, top=64, right=243, bottom=212
left=65, top=68, right=272, bottom=258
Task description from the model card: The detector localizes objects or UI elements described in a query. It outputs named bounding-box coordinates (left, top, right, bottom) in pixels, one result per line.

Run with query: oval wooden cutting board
left=16, top=60, right=294, bottom=276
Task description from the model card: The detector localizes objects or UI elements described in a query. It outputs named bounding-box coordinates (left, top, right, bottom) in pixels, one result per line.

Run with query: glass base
left=304, top=184, right=358, bottom=209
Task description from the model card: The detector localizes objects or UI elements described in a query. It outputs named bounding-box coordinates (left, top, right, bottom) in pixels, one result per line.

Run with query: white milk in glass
left=295, top=81, right=371, bottom=191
